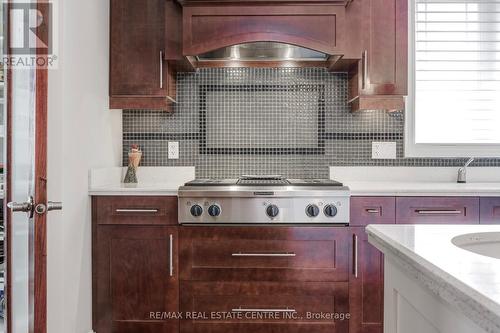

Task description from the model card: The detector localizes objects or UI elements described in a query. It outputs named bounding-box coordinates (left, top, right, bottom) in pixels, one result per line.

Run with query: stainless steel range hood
left=195, top=42, right=330, bottom=62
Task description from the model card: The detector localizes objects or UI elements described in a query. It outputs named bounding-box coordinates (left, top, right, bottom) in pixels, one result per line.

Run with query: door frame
left=5, top=0, right=49, bottom=332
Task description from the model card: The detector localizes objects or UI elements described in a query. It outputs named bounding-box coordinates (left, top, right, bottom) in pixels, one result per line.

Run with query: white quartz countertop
left=366, top=224, right=500, bottom=332
left=346, top=181, right=500, bottom=196
left=89, top=182, right=182, bottom=196
left=88, top=167, right=195, bottom=196
left=88, top=166, right=500, bottom=196
left=332, top=166, right=500, bottom=196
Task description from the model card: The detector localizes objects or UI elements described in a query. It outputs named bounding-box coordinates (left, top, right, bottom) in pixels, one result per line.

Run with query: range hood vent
left=195, top=42, right=330, bottom=62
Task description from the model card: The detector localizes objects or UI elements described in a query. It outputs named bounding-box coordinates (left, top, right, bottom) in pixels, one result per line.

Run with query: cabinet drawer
left=180, top=227, right=349, bottom=282
left=93, top=196, right=178, bottom=225
left=480, top=197, right=500, bottom=224
left=350, top=197, right=396, bottom=225
left=180, top=281, right=349, bottom=333
left=396, top=197, right=479, bottom=224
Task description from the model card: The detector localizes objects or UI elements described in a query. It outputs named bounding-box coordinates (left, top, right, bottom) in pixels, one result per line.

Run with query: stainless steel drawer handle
left=159, top=50, right=164, bottom=89
left=232, top=307, right=296, bottom=313
left=353, top=234, right=358, bottom=278
left=231, top=252, right=296, bottom=257
left=169, top=234, right=174, bottom=277
left=365, top=208, right=380, bottom=214
left=416, top=210, right=462, bottom=215
left=115, top=209, right=159, bottom=213
left=362, top=49, right=368, bottom=90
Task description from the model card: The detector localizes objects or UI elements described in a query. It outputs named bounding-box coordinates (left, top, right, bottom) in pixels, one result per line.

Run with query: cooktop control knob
left=324, top=204, right=338, bottom=217
left=208, top=204, right=221, bottom=217
left=306, top=204, right=320, bottom=217
left=190, top=204, right=203, bottom=217
left=266, top=204, right=279, bottom=218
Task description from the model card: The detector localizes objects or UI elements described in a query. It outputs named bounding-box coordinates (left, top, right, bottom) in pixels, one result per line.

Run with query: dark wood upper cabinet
left=345, top=0, right=408, bottom=111
left=362, top=0, right=408, bottom=96
left=109, top=0, right=182, bottom=111
left=182, top=5, right=347, bottom=56
left=109, top=0, right=408, bottom=111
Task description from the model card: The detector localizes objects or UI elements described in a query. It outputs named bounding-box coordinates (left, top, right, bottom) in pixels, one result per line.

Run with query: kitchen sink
left=452, top=232, right=500, bottom=260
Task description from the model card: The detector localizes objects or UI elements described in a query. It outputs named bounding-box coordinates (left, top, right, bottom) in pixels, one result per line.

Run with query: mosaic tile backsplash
left=122, top=68, right=500, bottom=179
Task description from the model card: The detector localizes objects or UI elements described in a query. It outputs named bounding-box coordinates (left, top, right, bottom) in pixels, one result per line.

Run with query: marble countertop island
left=367, top=224, right=500, bottom=333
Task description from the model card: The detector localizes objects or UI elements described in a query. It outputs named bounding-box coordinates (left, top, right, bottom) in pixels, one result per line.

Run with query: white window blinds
left=414, top=0, right=500, bottom=144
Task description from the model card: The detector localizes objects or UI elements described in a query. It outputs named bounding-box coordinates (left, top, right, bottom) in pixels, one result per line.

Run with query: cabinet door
left=362, top=0, right=407, bottom=96
left=93, top=226, right=178, bottom=333
left=110, top=0, right=165, bottom=97
left=349, top=227, right=384, bottom=333
left=480, top=197, right=500, bottom=224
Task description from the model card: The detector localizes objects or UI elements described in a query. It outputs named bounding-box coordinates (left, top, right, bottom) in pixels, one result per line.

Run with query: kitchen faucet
left=457, top=157, right=474, bottom=183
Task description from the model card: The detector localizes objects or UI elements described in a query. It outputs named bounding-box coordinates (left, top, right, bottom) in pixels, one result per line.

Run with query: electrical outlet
left=168, top=141, right=179, bottom=159
left=372, top=142, right=397, bottom=159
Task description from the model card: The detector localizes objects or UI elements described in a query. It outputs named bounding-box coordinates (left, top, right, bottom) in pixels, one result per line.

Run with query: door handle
left=7, top=200, right=33, bottom=213
left=7, top=196, right=34, bottom=217
left=47, top=201, right=63, bottom=211
left=34, top=201, right=63, bottom=215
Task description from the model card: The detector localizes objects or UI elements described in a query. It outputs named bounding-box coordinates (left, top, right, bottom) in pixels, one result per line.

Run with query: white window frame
left=405, top=0, right=500, bottom=158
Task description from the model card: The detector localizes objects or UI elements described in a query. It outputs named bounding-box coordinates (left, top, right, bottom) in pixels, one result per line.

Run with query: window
left=406, top=0, right=500, bottom=157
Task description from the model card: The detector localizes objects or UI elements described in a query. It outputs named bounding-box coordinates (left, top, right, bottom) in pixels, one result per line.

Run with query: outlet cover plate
left=372, top=142, right=397, bottom=159
left=168, top=141, right=179, bottom=159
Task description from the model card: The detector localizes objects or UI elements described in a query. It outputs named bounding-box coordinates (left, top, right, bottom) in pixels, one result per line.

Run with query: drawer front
left=180, top=227, right=349, bottom=282
left=350, top=197, right=396, bottom=225
left=396, top=197, right=479, bottom=224
left=480, top=197, right=500, bottom=224
left=93, top=196, right=178, bottom=225
left=180, top=281, right=349, bottom=333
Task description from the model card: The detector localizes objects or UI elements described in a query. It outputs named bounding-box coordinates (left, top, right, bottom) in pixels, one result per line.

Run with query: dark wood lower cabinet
left=180, top=226, right=349, bottom=282
left=92, top=195, right=500, bottom=333
left=180, top=281, right=350, bottom=333
left=93, top=225, right=179, bottom=333
left=349, top=227, right=384, bottom=333
left=396, top=197, right=480, bottom=224
left=480, top=197, right=500, bottom=224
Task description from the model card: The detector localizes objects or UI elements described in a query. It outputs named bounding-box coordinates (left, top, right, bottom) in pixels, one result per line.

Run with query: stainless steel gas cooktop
left=178, top=175, right=350, bottom=225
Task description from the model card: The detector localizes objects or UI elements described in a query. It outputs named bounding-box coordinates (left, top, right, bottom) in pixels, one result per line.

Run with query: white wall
left=47, top=0, right=122, bottom=332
